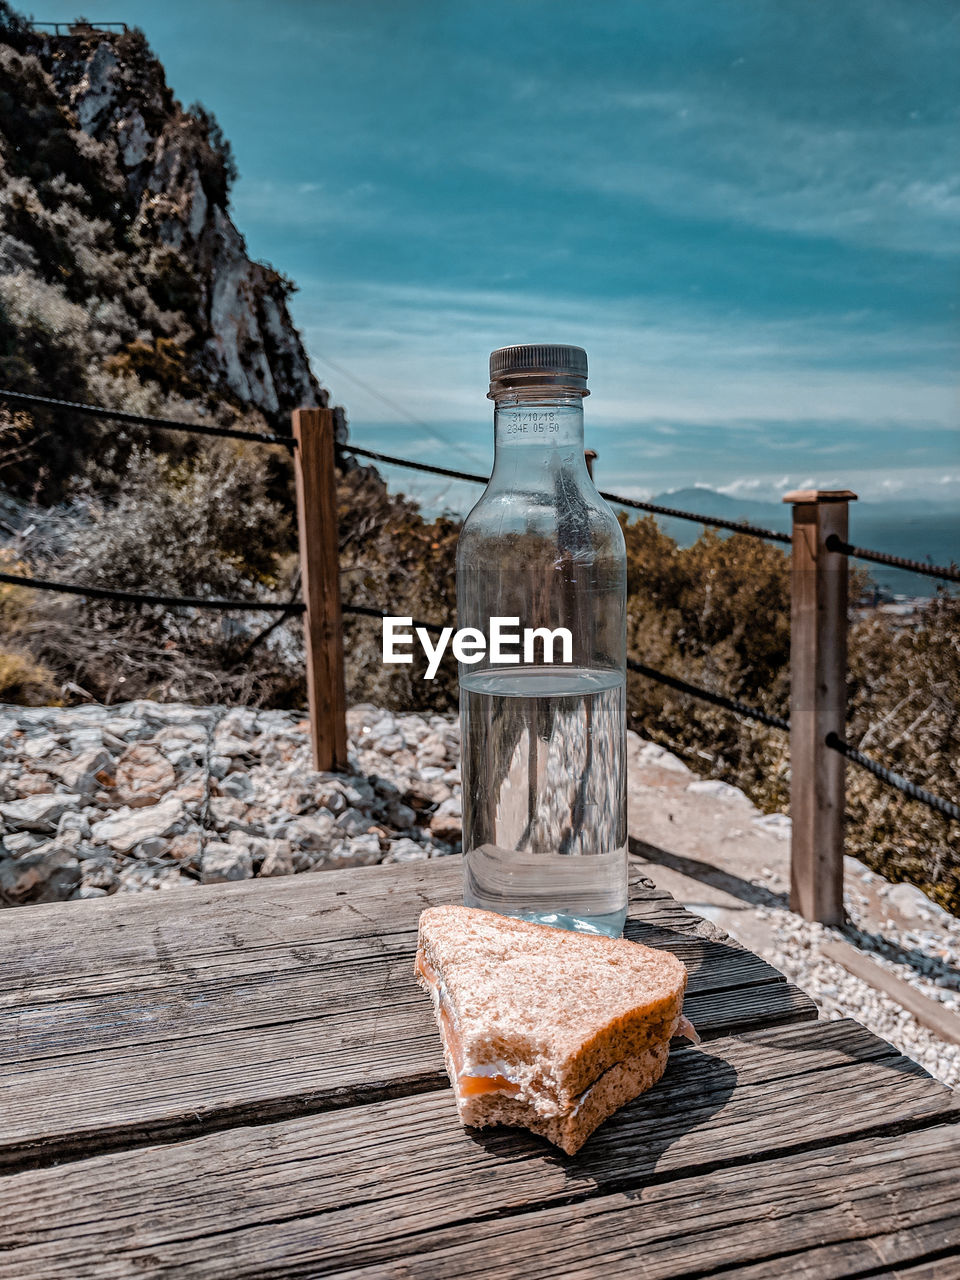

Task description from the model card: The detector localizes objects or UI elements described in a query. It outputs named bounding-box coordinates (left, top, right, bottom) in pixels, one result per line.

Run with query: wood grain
left=0, top=934, right=811, bottom=1168
left=0, top=859, right=679, bottom=997
left=325, top=1125, right=960, bottom=1280
left=785, top=489, right=855, bottom=925
left=291, top=406, right=347, bottom=771
left=0, top=1020, right=954, bottom=1280
left=0, top=858, right=814, bottom=1168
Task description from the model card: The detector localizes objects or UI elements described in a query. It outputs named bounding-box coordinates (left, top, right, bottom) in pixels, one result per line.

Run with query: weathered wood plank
left=0, top=855, right=817, bottom=1164
left=0, top=858, right=684, bottom=999
left=1, top=922, right=783, bottom=1067
left=0, top=1021, right=955, bottom=1280
left=325, top=1124, right=960, bottom=1280
left=0, top=929, right=813, bottom=1169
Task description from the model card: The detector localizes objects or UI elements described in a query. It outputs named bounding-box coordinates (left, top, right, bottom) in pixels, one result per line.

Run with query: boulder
left=286, top=814, right=336, bottom=851
left=429, top=795, right=462, bottom=843
left=384, top=837, right=429, bottom=863
left=314, top=834, right=382, bottom=870
left=117, top=865, right=187, bottom=893
left=58, top=748, right=114, bottom=796
left=335, top=807, right=371, bottom=837
left=36, top=861, right=84, bottom=902
left=23, top=734, right=60, bottom=761
left=115, top=744, right=177, bottom=807
left=258, top=842, right=295, bottom=878
left=217, top=771, right=255, bottom=802
left=207, top=796, right=256, bottom=833
left=386, top=800, right=417, bottom=830
left=4, top=832, right=41, bottom=855
left=168, top=833, right=202, bottom=864
left=0, top=845, right=79, bottom=901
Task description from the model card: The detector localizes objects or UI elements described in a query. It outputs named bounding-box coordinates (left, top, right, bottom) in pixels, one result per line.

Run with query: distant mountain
left=640, top=488, right=960, bottom=598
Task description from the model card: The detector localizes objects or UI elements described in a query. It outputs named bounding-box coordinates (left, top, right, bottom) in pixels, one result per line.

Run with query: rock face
left=0, top=17, right=342, bottom=444
left=0, top=700, right=462, bottom=906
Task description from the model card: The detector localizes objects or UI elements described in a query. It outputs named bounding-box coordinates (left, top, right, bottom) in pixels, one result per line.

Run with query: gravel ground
left=2, top=697, right=957, bottom=1089
left=754, top=864, right=960, bottom=1090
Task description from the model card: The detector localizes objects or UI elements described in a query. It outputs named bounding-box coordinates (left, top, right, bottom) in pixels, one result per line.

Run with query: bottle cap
left=488, top=344, right=589, bottom=398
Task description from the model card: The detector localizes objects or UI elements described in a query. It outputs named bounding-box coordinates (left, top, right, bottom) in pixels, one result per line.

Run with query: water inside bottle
left=460, top=664, right=628, bottom=936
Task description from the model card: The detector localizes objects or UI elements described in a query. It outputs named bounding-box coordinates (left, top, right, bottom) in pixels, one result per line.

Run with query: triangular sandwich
left=415, top=904, right=696, bottom=1155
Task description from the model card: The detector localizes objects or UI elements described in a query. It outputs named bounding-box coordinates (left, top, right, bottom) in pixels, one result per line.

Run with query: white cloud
left=295, top=279, right=957, bottom=432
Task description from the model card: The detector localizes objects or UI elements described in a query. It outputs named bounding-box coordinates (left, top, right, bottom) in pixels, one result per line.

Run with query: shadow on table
left=464, top=1038, right=739, bottom=1187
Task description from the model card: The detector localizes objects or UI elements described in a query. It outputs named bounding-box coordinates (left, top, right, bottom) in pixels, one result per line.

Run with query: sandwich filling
left=416, top=950, right=699, bottom=1114
left=416, top=952, right=524, bottom=1099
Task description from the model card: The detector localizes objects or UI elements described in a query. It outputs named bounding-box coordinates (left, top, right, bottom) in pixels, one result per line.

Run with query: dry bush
left=624, top=518, right=792, bottom=809
left=845, top=594, right=960, bottom=911
left=8, top=443, right=305, bottom=705
left=336, top=463, right=460, bottom=711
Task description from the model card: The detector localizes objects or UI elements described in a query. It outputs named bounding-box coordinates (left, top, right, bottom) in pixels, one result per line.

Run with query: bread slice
left=415, top=905, right=692, bottom=1154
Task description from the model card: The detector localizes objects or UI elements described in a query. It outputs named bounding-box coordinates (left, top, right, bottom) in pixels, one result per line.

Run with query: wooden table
left=2, top=857, right=958, bottom=1278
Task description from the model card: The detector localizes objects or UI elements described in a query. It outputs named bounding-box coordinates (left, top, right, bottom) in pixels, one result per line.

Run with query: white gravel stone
left=201, top=841, right=253, bottom=883
left=90, top=797, right=187, bottom=853
left=0, top=793, right=82, bottom=831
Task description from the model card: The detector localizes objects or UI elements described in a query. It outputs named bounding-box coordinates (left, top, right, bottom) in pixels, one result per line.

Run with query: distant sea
left=644, top=489, right=959, bottom=599
left=377, top=464, right=957, bottom=599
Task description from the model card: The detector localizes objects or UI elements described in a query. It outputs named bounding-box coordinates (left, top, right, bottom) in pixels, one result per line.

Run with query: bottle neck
left=492, top=392, right=585, bottom=457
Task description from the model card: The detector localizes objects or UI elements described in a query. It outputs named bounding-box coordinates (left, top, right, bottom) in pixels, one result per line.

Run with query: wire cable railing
left=0, top=389, right=295, bottom=447
left=824, top=733, right=960, bottom=823
left=3, top=564, right=956, bottom=821
left=1, top=387, right=957, bottom=826
left=338, top=443, right=792, bottom=543
left=825, top=534, right=960, bottom=585
left=0, top=570, right=303, bottom=613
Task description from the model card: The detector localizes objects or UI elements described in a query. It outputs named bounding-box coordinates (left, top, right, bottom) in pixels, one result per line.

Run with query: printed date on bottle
left=503, top=410, right=559, bottom=435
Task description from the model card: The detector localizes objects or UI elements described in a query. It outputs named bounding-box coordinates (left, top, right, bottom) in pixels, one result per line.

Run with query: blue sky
left=39, top=0, right=960, bottom=509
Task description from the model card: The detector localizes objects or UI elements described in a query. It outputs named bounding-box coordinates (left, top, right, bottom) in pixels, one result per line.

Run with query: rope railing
left=602, top=492, right=791, bottom=543
left=825, top=534, right=960, bottom=585
left=338, top=443, right=791, bottom=543
left=0, top=389, right=296, bottom=447
left=825, top=733, right=960, bottom=823
left=339, top=443, right=488, bottom=486
left=0, top=570, right=304, bottom=613
left=3, top=389, right=953, bottom=572
left=341, top=602, right=446, bottom=635
left=3, top=566, right=956, bottom=821
left=626, top=658, right=790, bottom=730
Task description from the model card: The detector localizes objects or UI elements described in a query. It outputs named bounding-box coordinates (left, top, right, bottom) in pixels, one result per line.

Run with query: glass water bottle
left=457, top=344, right=628, bottom=936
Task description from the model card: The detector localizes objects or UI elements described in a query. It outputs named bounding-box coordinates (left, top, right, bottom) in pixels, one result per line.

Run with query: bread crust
left=458, top=1042, right=671, bottom=1155
left=416, top=905, right=689, bottom=1148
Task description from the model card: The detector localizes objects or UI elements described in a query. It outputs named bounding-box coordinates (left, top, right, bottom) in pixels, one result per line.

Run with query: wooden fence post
left=783, top=488, right=857, bottom=924
left=292, top=407, right=348, bottom=772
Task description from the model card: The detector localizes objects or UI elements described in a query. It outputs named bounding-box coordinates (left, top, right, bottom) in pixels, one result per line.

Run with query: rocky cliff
left=0, top=8, right=333, bottom=495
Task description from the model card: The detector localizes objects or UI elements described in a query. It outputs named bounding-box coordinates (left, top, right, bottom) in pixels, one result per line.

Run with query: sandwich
left=415, top=904, right=698, bottom=1155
